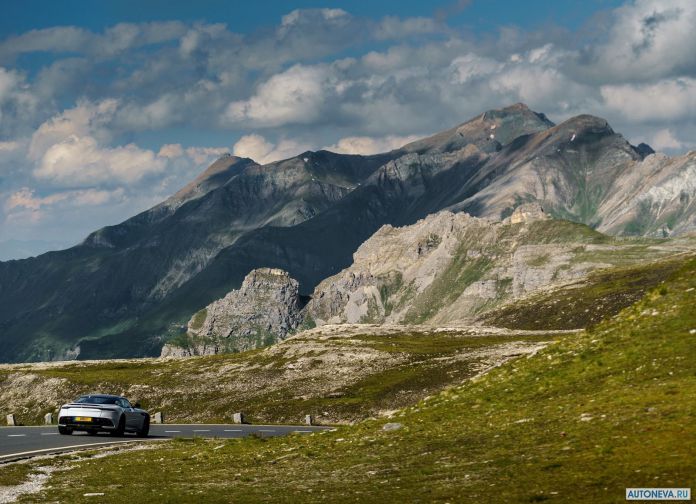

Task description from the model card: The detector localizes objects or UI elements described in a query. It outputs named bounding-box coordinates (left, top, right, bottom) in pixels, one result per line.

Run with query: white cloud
left=33, top=135, right=165, bottom=186
left=601, top=78, right=696, bottom=122
left=650, top=129, right=684, bottom=151
left=117, top=95, right=177, bottom=129
left=0, top=67, right=38, bottom=133
left=157, top=143, right=184, bottom=159
left=281, top=8, right=349, bottom=29
left=232, top=134, right=309, bottom=164
left=375, top=16, right=442, bottom=40
left=0, top=140, right=20, bottom=152
left=5, top=187, right=125, bottom=213
left=582, top=0, right=696, bottom=82
left=0, top=68, right=21, bottom=101
left=28, top=99, right=118, bottom=161
left=225, top=64, right=333, bottom=127
left=184, top=146, right=229, bottom=165
left=25, top=100, right=175, bottom=186
left=0, top=22, right=188, bottom=61
left=324, top=134, right=421, bottom=155
left=449, top=53, right=503, bottom=84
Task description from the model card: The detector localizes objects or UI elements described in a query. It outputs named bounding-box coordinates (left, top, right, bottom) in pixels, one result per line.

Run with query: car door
left=120, top=399, right=140, bottom=430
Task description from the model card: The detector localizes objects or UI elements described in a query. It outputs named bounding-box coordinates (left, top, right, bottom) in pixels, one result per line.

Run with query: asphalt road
left=0, top=424, right=332, bottom=462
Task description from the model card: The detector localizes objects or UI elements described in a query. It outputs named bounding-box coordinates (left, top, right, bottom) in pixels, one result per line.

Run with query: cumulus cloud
left=28, top=99, right=118, bottom=161
left=0, top=22, right=187, bottom=61
left=184, top=146, right=230, bottom=165
left=280, top=8, right=349, bottom=29
left=33, top=135, right=166, bottom=186
left=650, top=129, right=685, bottom=151
left=0, top=67, right=38, bottom=135
left=579, top=0, right=696, bottom=82
left=24, top=100, right=179, bottom=186
left=324, top=134, right=421, bottom=155
left=232, top=134, right=309, bottom=164
left=225, top=64, right=334, bottom=127
left=157, top=143, right=184, bottom=159
left=5, top=187, right=125, bottom=212
left=601, top=78, right=696, bottom=122
left=0, top=140, right=20, bottom=152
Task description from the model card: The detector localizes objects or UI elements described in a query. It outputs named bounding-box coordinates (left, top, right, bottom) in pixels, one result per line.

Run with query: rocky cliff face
left=160, top=268, right=303, bottom=357
left=594, top=151, right=696, bottom=237
left=304, top=207, right=689, bottom=327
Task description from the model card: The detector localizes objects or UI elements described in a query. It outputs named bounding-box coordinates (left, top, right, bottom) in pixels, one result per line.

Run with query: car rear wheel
left=58, top=426, right=72, bottom=435
left=110, top=416, right=125, bottom=437
left=136, top=417, right=150, bottom=438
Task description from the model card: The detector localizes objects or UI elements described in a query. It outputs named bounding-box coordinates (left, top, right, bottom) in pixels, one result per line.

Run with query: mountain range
left=1, top=103, right=695, bottom=363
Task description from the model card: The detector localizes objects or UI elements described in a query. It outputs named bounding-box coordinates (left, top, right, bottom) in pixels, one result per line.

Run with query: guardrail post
left=305, top=414, right=314, bottom=426
left=6, top=414, right=16, bottom=426
left=152, top=412, right=164, bottom=424
left=232, top=412, right=245, bottom=424
left=44, top=413, right=53, bottom=425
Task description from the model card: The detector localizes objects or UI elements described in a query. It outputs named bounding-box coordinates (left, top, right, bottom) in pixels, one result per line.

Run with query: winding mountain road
left=0, top=424, right=331, bottom=462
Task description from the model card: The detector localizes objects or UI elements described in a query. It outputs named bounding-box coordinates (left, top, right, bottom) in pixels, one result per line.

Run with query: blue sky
left=1, top=1, right=623, bottom=36
left=0, top=0, right=694, bottom=259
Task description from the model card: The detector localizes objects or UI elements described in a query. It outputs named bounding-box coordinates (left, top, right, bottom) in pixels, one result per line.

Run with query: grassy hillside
left=0, top=327, right=556, bottom=426
left=15, top=254, right=696, bottom=503
left=479, top=254, right=686, bottom=329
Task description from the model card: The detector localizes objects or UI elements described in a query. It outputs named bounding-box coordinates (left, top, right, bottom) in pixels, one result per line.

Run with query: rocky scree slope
left=1, top=103, right=695, bottom=362
left=161, top=268, right=303, bottom=357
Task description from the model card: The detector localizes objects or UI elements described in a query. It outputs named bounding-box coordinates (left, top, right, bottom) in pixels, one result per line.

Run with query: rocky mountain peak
left=240, top=267, right=296, bottom=291
left=161, top=268, right=303, bottom=357
left=401, top=103, right=554, bottom=155
left=167, top=155, right=257, bottom=208
left=635, top=142, right=655, bottom=159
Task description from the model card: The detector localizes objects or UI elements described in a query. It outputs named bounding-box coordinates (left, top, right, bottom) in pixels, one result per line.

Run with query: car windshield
left=75, top=396, right=119, bottom=405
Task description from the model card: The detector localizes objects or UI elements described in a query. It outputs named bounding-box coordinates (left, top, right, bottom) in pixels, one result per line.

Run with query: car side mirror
left=134, top=402, right=141, bottom=409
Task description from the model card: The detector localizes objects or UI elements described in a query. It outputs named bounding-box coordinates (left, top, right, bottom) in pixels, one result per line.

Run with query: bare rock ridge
left=303, top=207, right=689, bottom=328
left=161, top=268, right=303, bottom=357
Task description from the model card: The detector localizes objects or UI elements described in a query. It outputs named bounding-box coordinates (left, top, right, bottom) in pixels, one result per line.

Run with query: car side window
left=119, top=399, right=132, bottom=409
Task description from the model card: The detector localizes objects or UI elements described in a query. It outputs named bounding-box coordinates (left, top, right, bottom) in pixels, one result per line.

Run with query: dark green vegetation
left=3, top=102, right=684, bottom=363
left=20, top=256, right=696, bottom=503
left=0, top=329, right=555, bottom=426
left=480, top=254, right=687, bottom=330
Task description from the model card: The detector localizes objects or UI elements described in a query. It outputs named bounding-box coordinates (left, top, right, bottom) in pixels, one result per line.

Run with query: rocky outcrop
left=161, top=268, right=303, bottom=357
left=506, top=202, right=549, bottom=224
left=303, top=209, right=688, bottom=328
left=595, top=151, right=696, bottom=237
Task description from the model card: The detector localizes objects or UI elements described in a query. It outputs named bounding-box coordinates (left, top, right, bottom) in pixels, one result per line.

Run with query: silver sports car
left=58, top=394, right=150, bottom=437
